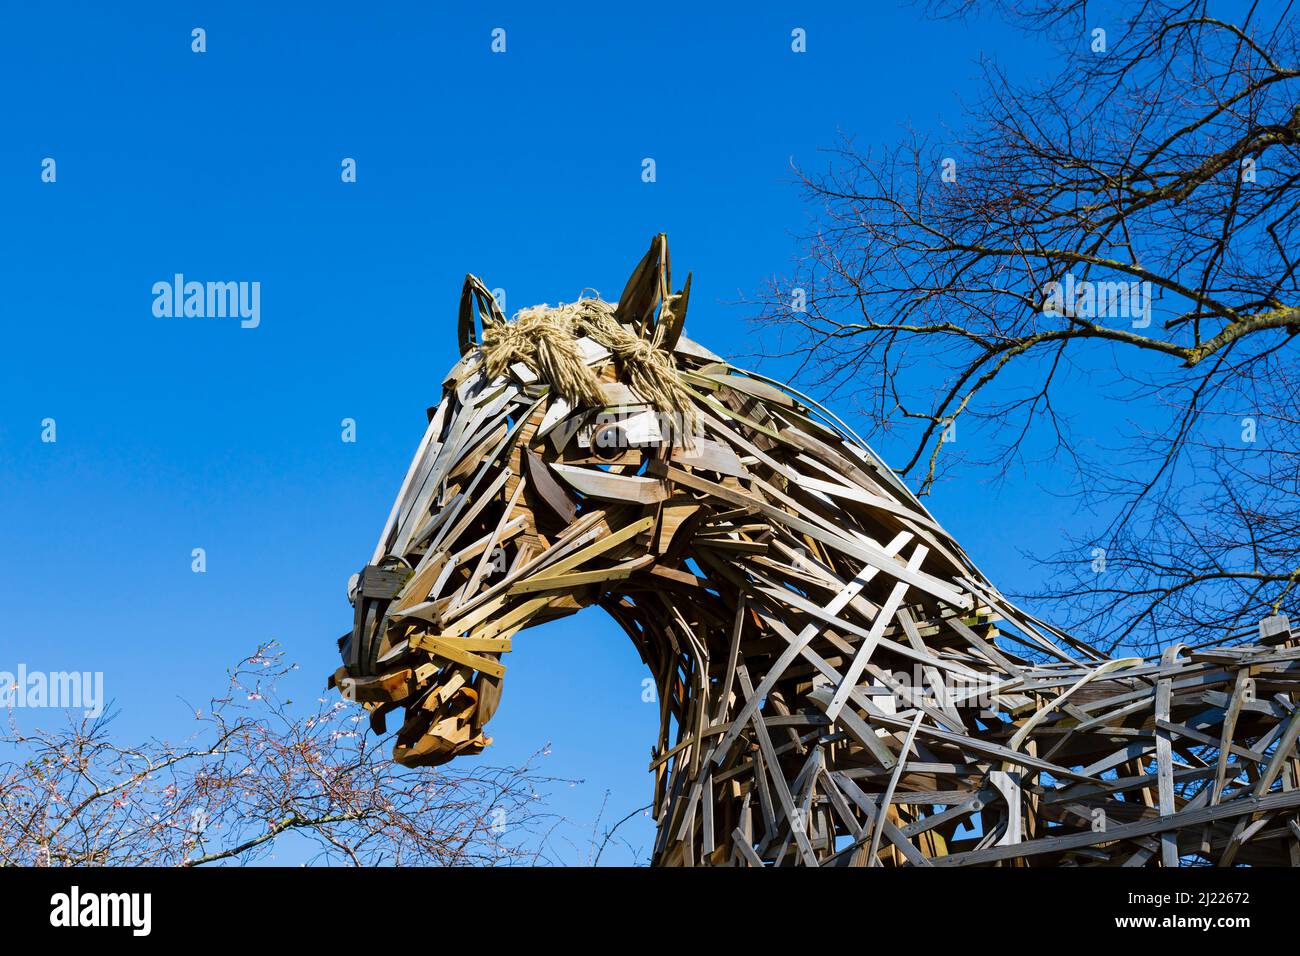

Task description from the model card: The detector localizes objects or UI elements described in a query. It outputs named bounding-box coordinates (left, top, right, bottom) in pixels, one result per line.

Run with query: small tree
left=0, top=645, right=560, bottom=866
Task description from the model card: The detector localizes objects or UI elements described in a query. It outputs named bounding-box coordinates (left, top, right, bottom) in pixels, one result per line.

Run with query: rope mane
left=479, top=296, right=697, bottom=427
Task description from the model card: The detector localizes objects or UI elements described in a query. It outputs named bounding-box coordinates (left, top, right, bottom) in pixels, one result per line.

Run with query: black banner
left=0, top=866, right=1280, bottom=943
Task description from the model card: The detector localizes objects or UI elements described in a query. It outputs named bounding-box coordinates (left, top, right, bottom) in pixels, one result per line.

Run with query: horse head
left=332, top=233, right=720, bottom=767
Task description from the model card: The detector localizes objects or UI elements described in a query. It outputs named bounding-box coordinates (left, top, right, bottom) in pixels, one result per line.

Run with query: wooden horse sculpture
left=332, top=235, right=1300, bottom=866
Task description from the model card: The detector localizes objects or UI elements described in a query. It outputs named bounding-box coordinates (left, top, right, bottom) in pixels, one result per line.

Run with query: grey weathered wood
left=1155, top=644, right=1185, bottom=867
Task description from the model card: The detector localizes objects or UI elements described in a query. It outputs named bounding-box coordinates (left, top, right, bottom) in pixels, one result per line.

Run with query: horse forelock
left=477, top=296, right=697, bottom=428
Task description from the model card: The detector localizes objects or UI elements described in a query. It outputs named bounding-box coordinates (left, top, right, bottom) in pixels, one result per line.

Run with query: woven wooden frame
left=331, top=235, right=1300, bottom=867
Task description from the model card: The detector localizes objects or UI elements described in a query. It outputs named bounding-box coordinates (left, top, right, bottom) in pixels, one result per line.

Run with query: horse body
left=332, top=235, right=1300, bottom=866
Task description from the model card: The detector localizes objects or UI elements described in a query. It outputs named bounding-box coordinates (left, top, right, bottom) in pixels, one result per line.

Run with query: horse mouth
left=332, top=651, right=499, bottom=768
left=333, top=564, right=506, bottom=768
left=391, top=670, right=493, bottom=767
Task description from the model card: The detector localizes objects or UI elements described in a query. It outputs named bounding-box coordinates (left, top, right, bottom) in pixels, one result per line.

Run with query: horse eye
left=592, top=424, right=625, bottom=459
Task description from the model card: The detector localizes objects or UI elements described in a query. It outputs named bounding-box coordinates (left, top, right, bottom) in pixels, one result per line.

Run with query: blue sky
left=0, top=2, right=1075, bottom=863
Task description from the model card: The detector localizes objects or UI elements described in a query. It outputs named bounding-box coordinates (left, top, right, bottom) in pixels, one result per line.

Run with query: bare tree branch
left=0, top=644, right=567, bottom=866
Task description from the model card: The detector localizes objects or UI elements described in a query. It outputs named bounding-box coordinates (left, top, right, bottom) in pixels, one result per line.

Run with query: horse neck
left=598, top=540, right=871, bottom=846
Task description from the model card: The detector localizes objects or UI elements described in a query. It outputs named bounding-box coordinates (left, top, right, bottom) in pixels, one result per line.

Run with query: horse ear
left=659, top=270, right=690, bottom=351
left=458, top=273, right=505, bottom=356
left=615, top=234, right=691, bottom=351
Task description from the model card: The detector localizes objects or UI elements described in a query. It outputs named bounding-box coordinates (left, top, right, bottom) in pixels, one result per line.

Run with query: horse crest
left=331, top=235, right=1300, bottom=867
